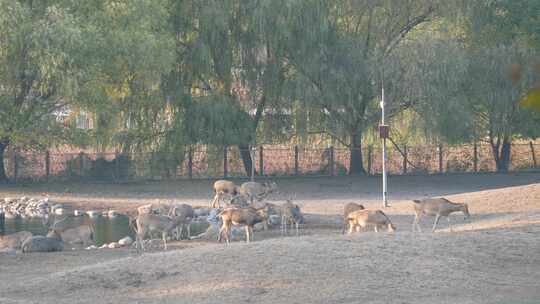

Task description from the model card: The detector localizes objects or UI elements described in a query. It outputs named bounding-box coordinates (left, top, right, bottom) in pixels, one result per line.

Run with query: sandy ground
left=1, top=172, right=540, bottom=303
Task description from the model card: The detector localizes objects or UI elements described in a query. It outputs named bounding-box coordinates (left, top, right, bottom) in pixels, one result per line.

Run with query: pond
left=1, top=215, right=134, bottom=247
left=0, top=213, right=210, bottom=247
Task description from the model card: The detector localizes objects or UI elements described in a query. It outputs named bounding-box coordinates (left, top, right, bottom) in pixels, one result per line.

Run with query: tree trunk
left=490, top=136, right=511, bottom=172
left=238, top=144, right=257, bottom=177
left=0, top=140, right=8, bottom=182
left=349, top=133, right=366, bottom=175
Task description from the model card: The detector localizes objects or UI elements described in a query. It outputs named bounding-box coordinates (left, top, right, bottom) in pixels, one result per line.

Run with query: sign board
left=379, top=124, right=389, bottom=139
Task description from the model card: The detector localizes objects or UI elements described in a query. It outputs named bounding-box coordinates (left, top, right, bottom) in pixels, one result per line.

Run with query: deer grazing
left=135, top=206, right=186, bottom=251
left=218, top=205, right=269, bottom=244
left=341, top=202, right=365, bottom=234
left=412, top=198, right=470, bottom=232
left=210, top=180, right=240, bottom=209
left=239, top=181, right=278, bottom=204
left=280, top=200, right=303, bottom=236
left=346, top=209, right=395, bottom=233
left=21, top=217, right=67, bottom=253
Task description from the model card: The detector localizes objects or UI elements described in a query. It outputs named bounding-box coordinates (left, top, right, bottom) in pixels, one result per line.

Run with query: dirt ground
left=1, top=172, right=540, bottom=304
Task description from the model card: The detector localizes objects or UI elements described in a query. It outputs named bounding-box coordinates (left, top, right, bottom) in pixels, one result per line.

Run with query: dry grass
left=1, top=173, right=540, bottom=303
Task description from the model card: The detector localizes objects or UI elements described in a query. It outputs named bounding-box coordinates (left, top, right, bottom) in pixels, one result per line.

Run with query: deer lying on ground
left=0, top=231, right=33, bottom=250
left=280, top=200, right=303, bottom=236
left=412, top=198, right=470, bottom=232
left=210, top=180, right=240, bottom=209
left=22, top=217, right=67, bottom=253
left=341, top=202, right=365, bottom=234
left=239, top=181, right=277, bottom=204
left=346, top=209, right=395, bottom=233
left=218, top=205, right=269, bottom=244
left=167, top=204, right=194, bottom=240
left=135, top=207, right=185, bottom=251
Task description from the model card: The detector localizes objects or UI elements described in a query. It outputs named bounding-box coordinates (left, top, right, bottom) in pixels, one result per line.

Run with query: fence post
left=13, top=151, right=18, bottom=184
left=259, top=146, right=264, bottom=176
left=223, top=145, right=228, bottom=178
left=530, top=141, right=537, bottom=168
left=294, top=145, right=299, bottom=176
left=367, top=145, right=372, bottom=176
left=79, top=152, right=84, bottom=179
left=438, top=144, right=443, bottom=173
left=45, top=150, right=50, bottom=181
left=329, top=146, right=335, bottom=176
left=473, top=141, right=478, bottom=172
left=403, top=145, right=408, bottom=174
left=188, top=148, right=193, bottom=179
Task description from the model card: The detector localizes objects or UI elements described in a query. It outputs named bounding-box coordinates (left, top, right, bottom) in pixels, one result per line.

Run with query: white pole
left=381, top=83, right=389, bottom=208
left=250, top=145, right=255, bottom=182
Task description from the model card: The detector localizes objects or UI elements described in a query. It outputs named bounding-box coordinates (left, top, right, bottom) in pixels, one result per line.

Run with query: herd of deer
left=0, top=179, right=471, bottom=253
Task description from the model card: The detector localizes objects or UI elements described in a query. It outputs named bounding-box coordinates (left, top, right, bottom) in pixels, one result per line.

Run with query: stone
left=118, top=236, right=133, bottom=246
left=108, top=242, right=121, bottom=249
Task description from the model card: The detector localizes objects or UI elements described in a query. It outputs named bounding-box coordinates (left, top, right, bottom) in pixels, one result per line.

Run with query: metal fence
left=3, top=142, right=539, bottom=182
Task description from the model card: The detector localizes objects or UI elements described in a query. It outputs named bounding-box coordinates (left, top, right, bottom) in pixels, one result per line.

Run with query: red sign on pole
left=379, top=124, right=389, bottom=139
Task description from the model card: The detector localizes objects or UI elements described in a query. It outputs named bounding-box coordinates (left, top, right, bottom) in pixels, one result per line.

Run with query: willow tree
left=160, top=0, right=292, bottom=176
left=282, top=0, right=440, bottom=174
left=408, top=0, right=540, bottom=171
left=75, top=0, right=175, bottom=153
left=0, top=1, right=87, bottom=181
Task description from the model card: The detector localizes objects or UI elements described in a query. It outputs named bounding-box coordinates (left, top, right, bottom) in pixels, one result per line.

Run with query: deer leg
left=447, top=216, right=452, bottom=232
left=412, top=214, right=418, bottom=232
left=187, top=223, right=191, bottom=239
left=178, top=225, right=184, bottom=240
left=415, top=214, right=423, bottom=232
left=432, top=215, right=441, bottom=232
left=162, top=232, right=168, bottom=250
left=374, top=225, right=379, bottom=233
left=225, top=224, right=231, bottom=245
left=245, top=226, right=250, bottom=243
left=348, top=222, right=354, bottom=234
left=218, top=222, right=227, bottom=243
left=295, top=221, right=299, bottom=236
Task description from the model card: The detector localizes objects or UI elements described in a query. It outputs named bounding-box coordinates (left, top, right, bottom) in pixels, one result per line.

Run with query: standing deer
left=210, top=180, right=240, bottom=209
left=280, top=200, right=303, bottom=236
left=168, top=204, right=194, bottom=240
left=218, top=205, right=269, bottom=244
left=135, top=207, right=185, bottom=251
left=346, top=209, right=395, bottom=233
left=239, top=181, right=278, bottom=204
left=412, top=198, right=470, bottom=232
left=341, top=203, right=365, bottom=234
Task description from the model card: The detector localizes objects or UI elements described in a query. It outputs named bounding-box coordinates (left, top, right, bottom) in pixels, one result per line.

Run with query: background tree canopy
left=0, top=0, right=538, bottom=180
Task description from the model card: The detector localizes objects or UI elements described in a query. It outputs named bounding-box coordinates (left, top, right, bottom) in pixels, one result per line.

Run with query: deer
left=239, top=181, right=278, bottom=204
left=280, top=200, right=303, bottom=236
left=412, top=198, right=470, bottom=232
left=341, top=202, right=365, bottom=234
left=134, top=207, right=185, bottom=251
left=210, top=180, right=240, bottom=209
left=218, top=205, right=270, bottom=244
left=0, top=231, right=33, bottom=250
left=61, top=224, right=95, bottom=247
left=167, top=204, right=194, bottom=240
left=21, top=216, right=67, bottom=253
left=346, top=209, right=396, bottom=233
